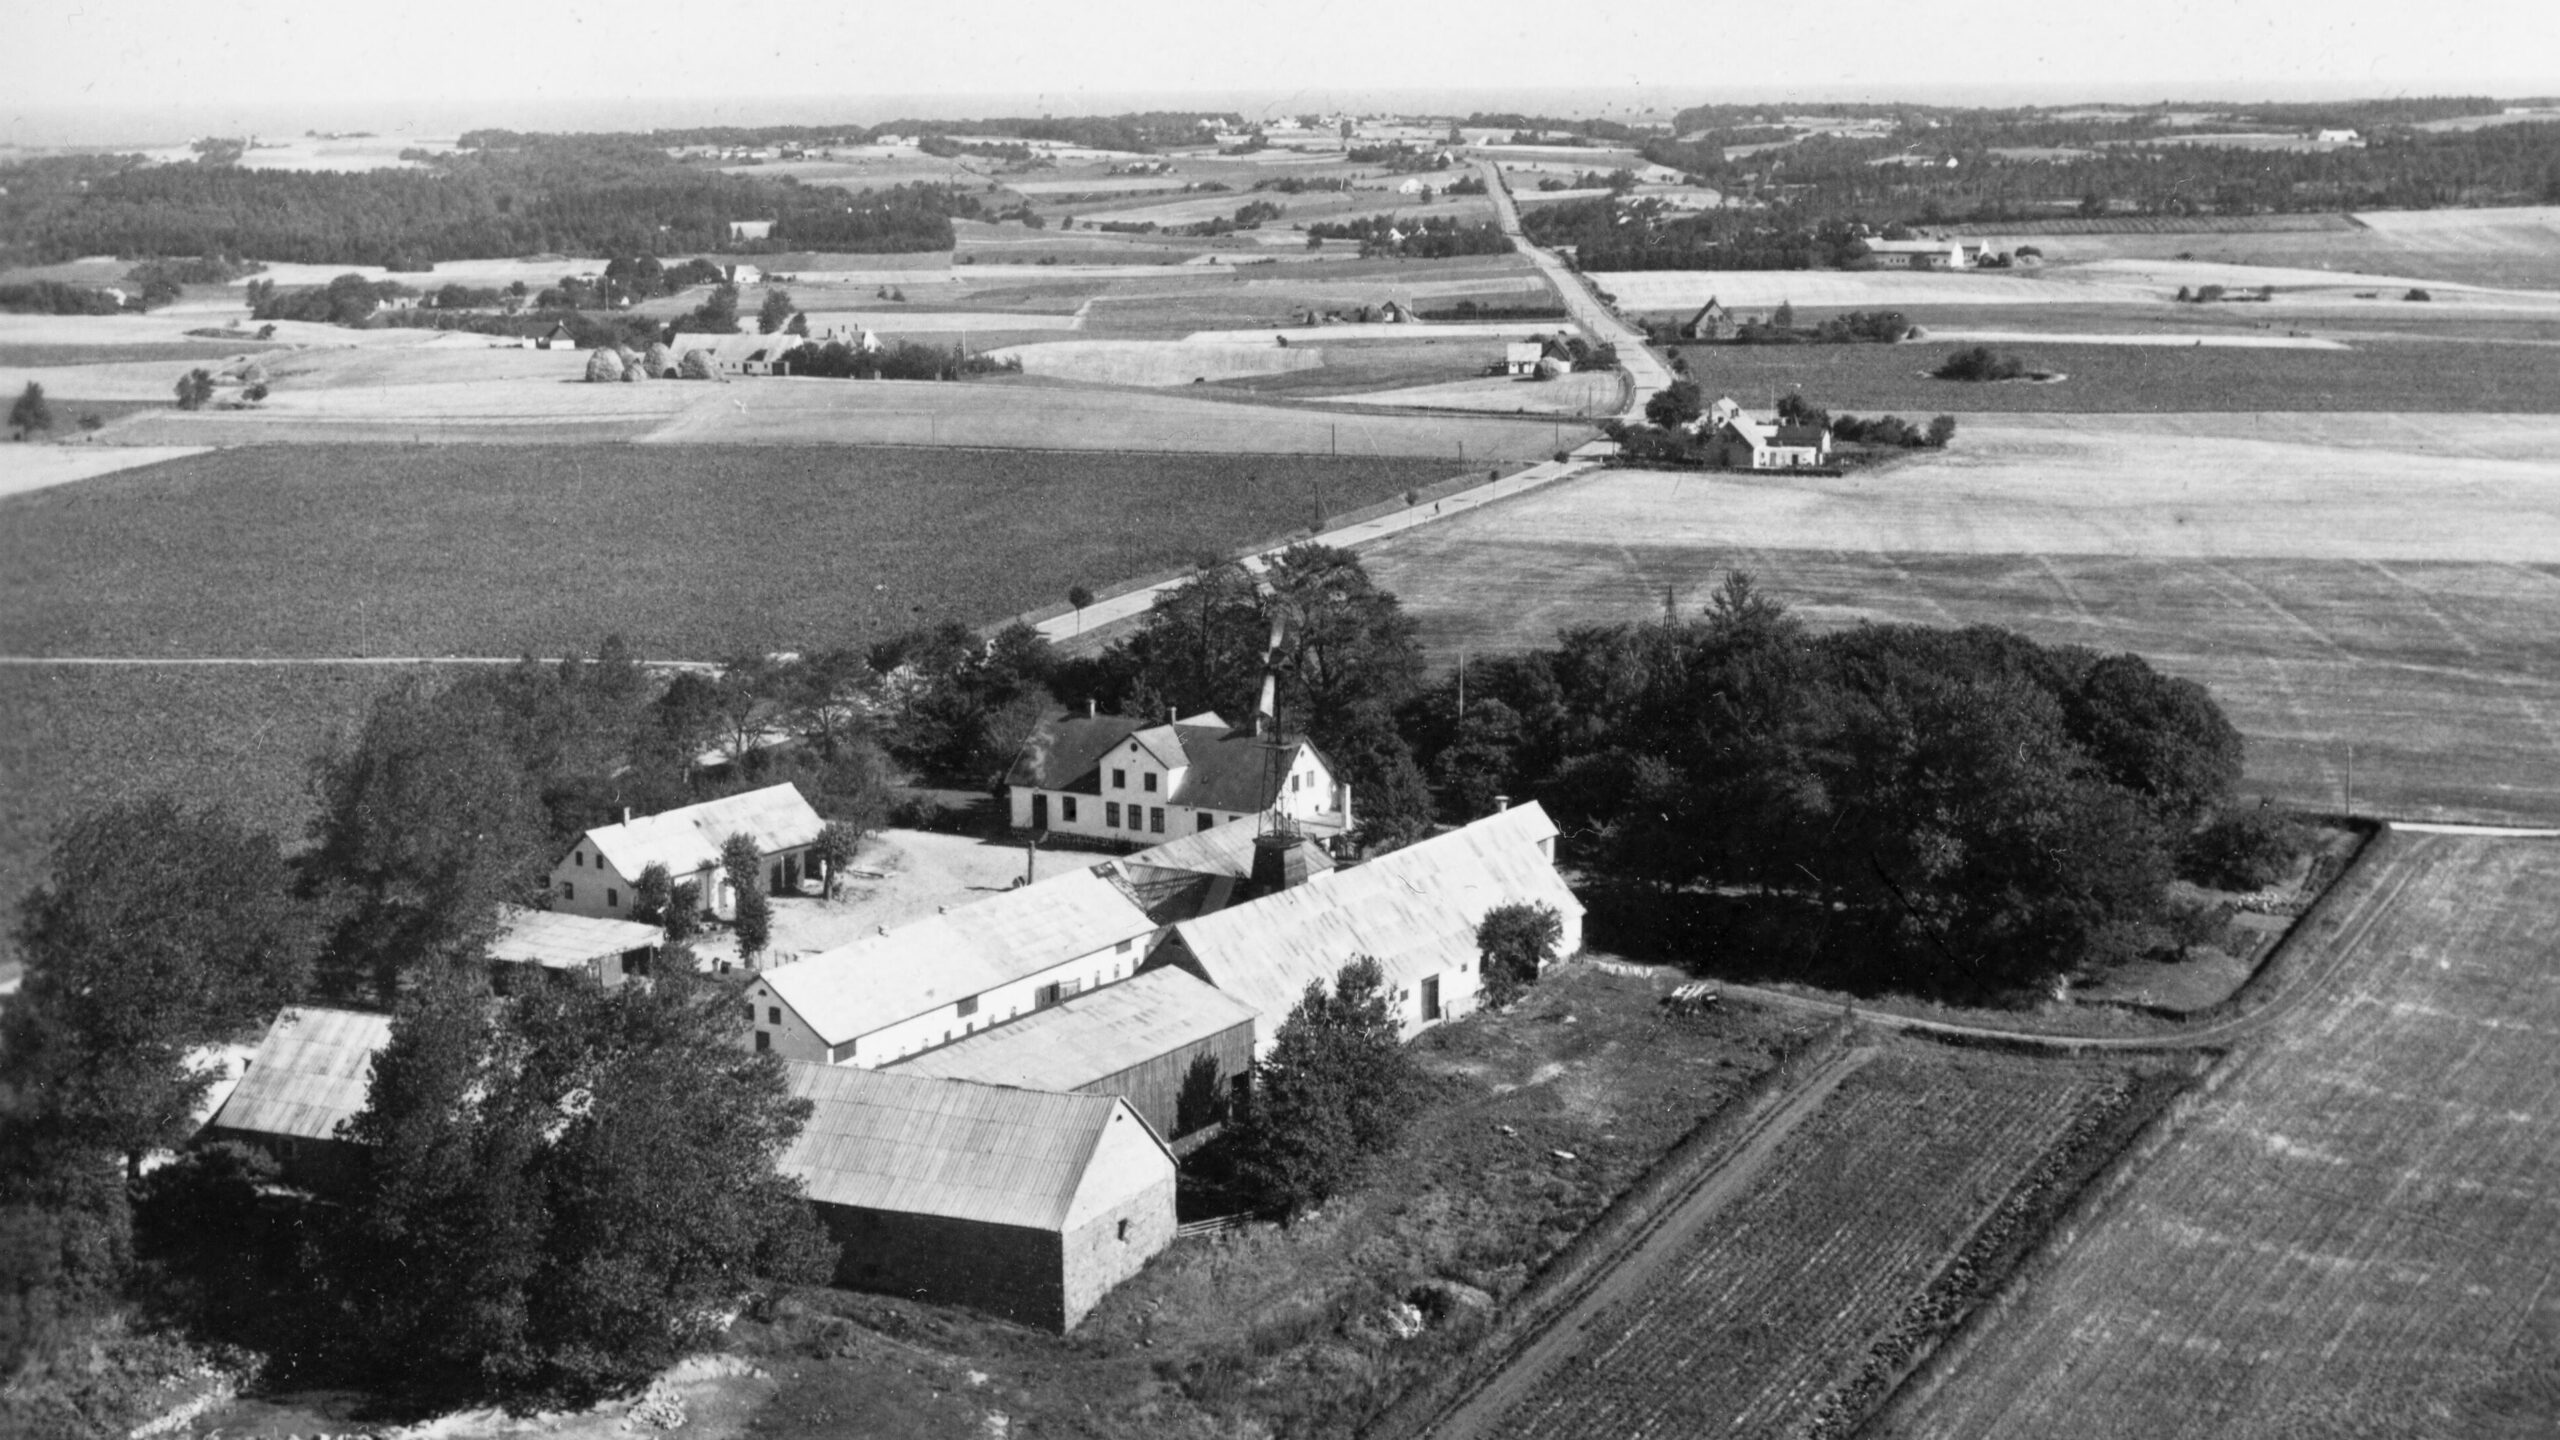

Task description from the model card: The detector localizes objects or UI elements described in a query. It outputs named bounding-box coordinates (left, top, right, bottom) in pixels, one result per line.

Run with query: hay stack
left=678, top=349, right=715, bottom=380
left=584, top=347, right=626, bottom=383
left=643, top=341, right=674, bottom=377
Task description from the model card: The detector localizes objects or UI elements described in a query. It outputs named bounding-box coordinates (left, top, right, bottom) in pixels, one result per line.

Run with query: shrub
left=1932, top=345, right=2027, bottom=382
left=1478, top=902, right=1564, bottom=1008
left=2405, top=288, right=2432, bottom=302
left=2182, top=804, right=2306, bottom=890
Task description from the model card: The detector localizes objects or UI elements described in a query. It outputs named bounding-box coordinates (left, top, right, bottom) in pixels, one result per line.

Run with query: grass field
left=1473, top=1045, right=2152, bottom=1440
left=1879, top=830, right=2560, bottom=1439
left=1360, top=418, right=2560, bottom=823
left=1662, top=336, right=2560, bottom=413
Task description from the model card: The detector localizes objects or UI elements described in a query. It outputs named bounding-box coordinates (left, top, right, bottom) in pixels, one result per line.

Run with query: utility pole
left=2345, top=742, right=2354, bottom=819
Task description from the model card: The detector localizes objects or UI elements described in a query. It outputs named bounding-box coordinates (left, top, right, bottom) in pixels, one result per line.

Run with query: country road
left=1476, top=158, right=1672, bottom=420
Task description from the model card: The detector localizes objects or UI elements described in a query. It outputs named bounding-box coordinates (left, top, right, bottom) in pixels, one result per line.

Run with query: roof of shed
left=886, top=968, right=1257, bottom=1093
left=760, top=867, right=1157, bottom=1045
left=489, top=906, right=663, bottom=968
left=779, top=1063, right=1162, bottom=1231
left=581, top=783, right=824, bottom=879
left=1169, top=803, right=1580, bottom=1026
left=209, top=1006, right=393, bottom=1143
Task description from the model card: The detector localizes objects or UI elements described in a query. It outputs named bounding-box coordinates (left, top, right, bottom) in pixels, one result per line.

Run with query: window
left=1116, top=938, right=1134, bottom=954
left=1143, top=772, right=1158, bottom=792
left=754, top=1031, right=770, bottom=1052
left=956, top=995, right=978, bottom=1017
left=574, top=851, right=585, bottom=868
left=1150, top=806, right=1165, bottom=833
left=1062, top=797, right=1079, bottom=823
left=1106, top=801, right=1121, bottom=828
left=767, top=1006, right=780, bottom=1025
left=1111, top=768, right=1126, bottom=790
left=606, top=888, right=619, bottom=908
left=744, top=1000, right=757, bottom=1021
left=1036, top=982, right=1063, bottom=1009
left=561, top=882, right=575, bottom=900
left=1198, top=813, right=1215, bottom=832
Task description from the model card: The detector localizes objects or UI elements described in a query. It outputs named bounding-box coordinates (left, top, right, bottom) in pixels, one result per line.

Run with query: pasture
left=1879, top=830, right=2560, bottom=1439
left=1359, top=416, right=2560, bottom=824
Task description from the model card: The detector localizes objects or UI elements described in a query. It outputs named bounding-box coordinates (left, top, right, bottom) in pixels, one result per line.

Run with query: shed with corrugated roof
left=886, top=967, right=1255, bottom=1152
left=780, top=1062, right=1176, bottom=1330
left=199, top=1006, right=393, bottom=1191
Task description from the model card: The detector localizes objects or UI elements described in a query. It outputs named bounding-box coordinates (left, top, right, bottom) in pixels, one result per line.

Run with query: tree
left=328, top=968, right=833, bottom=1409
left=631, top=862, right=674, bottom=926
left=10, top=381, right=51, bottom=435
left=1231, top=957, right=1414, bottom=1216
left=1067, top=583, right=1095, bottom=634
left=756, top=287, right=796, bottom=335
left=784, top=309, right=808, bottom=337
left=1925, top=414, right=1957, bottom=448
left=173, top=368, right=216, bottom=410
left=1773, top=299, right=1796, bottom=331
left=1477, top=902, right=1563, bottom=1008
left=1643, top=377, right=1703, bottom=429
left=813, top=820, right=862, bottom=899
left=5, top=797, right=324, bottom=1177
left=1775, top=392, right=1830, bottom=430
left=687, top=283, right=741, bottom=334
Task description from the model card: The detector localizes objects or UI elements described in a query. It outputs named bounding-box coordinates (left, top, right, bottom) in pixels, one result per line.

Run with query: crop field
left=0, top=444, right=211, bottom=500
left=989, top=339, right=1324, bottom=385
left=1598, top=262, right=2560, bottom=312
left=1880, top=830, right=2560, bottom=1439
left=1660, top=336, right=2560, bottom=413
left=1360, top=417, right=2560, bottom=823
left=1332, top=372, right=1621, bottom=415
left=1467, top=1046, right=2144, bottom=1440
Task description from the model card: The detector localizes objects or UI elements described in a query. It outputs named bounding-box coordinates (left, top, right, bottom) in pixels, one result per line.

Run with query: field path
left=1425, top=1046, right=1875, bottom=1439
left=1478, top=159, right=1669, bottom=419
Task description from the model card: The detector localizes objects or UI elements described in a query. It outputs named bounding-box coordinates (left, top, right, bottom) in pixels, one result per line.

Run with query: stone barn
left=199, top=1006, right=392, bottom=1192
left=780, top=1063, right=1177, bottom=1330
left=887, top=966, right=1257, bottom=1153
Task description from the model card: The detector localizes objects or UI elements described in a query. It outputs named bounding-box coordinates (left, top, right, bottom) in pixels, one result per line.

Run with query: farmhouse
left=1859, top=238, right=1968, bottom=270
left=1694, top=396, right=1832, bottom=469
left=889, top=966, right=1257, bottom=1152
left=780, top=1063, right=1175, bottom=1331
left=550, top=783, right=825, bottom=922
left=1505, top=341, right=1546, bottom=376
left=1395, top=178, right=1430, bottom=196
left=2314, top=128, right=2362, bottom=146
left=534, top=322, right=578, bottom=350
left=1376, top=298, right=1424, bottom=322
left=199, top=1006, right=392, bottom=1193
left=1149, top=802, right=1583, bottom=1056
left=487, top=905, right=662, bottom=990
left=1005, top=706, right=1353, bottom=844
left=744, top=865, right=1158, bottom=1066
left=1679, top=297, right=1739, bottom=341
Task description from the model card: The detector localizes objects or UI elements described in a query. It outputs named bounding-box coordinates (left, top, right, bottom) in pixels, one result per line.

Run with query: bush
left=1478, top=902, right=1564, bottom=1008
left=2182, top=805, right=2306, bottom=890
left=2405, top=288, right=2432, bottom=302
left=1932, top=345, right=2027, bottom=382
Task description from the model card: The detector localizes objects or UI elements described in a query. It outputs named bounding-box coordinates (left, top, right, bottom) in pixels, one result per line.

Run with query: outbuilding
left=888, top=966, right=1257, bottom=1152
left=550, top=783, right=826, bottom=922
left=488, top=905, right=662, bottom=990
left=199, top=1006, right=392, bottom=1192
left=781, top=1063, right=1177, bottom=1330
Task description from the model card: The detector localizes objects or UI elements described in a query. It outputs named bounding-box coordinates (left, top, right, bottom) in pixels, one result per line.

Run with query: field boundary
left=1363, top=1011, right=1861, bottom=1439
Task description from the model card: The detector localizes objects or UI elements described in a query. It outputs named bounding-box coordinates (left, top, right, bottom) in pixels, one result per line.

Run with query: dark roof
left=1010, top=710, right=1325, bottom=815
left=1007, top=713, right=1146, bottom=796
left=1773, top=424, right=1829, bottom=447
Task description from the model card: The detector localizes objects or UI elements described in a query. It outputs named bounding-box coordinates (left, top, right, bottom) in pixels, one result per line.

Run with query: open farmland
left=1439, top=1045, right=2160, bottom=1440
left=1361, top=415, right=2560, bottom=824
left=1878, top=830, right=2560, bottom=1440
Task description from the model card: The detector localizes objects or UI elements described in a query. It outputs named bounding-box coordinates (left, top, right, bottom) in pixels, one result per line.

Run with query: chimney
left=622, top=806, right=632, bottom=824
left=1087, top=698, right=1098, bottom=719
left=1492, top=794, right=1510, bottom=816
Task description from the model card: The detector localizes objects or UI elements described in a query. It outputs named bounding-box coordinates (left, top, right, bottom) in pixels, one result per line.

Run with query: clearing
left=1876, top=829, right=2560, bottom=1440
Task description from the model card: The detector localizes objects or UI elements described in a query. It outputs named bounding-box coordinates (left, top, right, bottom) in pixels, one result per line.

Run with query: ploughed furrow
left=1492, top=1050, right=2111, bottom=1440
left=1885, top=832, right=2560, bottom=1440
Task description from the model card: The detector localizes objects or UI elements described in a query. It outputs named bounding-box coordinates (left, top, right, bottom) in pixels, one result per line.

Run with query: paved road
left=1427, top=1046, right=1875, bottom=1439
left=1477, top=158, right=1673, bottom=421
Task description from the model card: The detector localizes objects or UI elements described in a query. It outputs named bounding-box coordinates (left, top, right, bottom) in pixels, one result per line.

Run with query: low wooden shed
left=198, top=1006, right=391, bottom=1192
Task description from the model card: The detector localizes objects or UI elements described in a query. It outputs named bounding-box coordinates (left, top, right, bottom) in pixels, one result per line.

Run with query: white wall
left=753, top=935, right=1151, bottom=1066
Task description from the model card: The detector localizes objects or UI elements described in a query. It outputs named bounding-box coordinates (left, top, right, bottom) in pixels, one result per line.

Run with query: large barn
left=1150, top=803, right=1583, bottom=1055
left=780, top=1063, right=1177, bottom=1330
left=199, top=1006, right=392, bottom=1192
left=887, top=967, right=1257, bottom=1153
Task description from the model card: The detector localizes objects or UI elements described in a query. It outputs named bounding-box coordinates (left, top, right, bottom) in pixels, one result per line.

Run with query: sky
left=7, top=0, right=2557, bottom=140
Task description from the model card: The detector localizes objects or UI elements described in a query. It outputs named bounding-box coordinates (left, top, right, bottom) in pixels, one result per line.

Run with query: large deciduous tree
left=1231, top=957, right=1414, bottom=1216
left=1476, top=901, right=1564, bottom=1008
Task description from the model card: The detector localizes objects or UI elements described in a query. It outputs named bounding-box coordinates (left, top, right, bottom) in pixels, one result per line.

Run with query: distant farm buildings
left=1505, top=340, right=1546, bottom=376
left=1679, top=297, right=1739, bottom=341
left=1005, top=706, right=1353, bottom=845
left=726, top=221, right=776, bottom=242
left=1858, top=238, right=1969, bottom=270
left=1693, top=395, right=1833, bottom=469
left=550, top=783, right=826, bottom=922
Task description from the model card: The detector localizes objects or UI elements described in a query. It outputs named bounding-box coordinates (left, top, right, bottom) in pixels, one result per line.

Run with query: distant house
left=723, top=262, right=765, bottom=286
left=2314, top=128, right=2362, bottom=146
left=1395, top=177, right=1430, bottom=195
left=550, top=783, right=826, bottom=922
left=487, top=905, right=661, bottom=990
left=1504, top=340, right=1546, bottom=376
left=1858, top=238, right=1968, bottom=270
left=199, top=1007, right=392, bottom=1192
left=780, top=1062, right=1176, bottom=1330
left=727, top=221, right=775, bottom=242
left=1679, top=297, right=1739, bottom=341
left=1006, top=706, right=1352, bottom=844
left=1376, top=298, right=1424, bottom=322
left=889, top=966, right=1258, bottom=1152
left=534, top=321, right=578, bottom=350
left=1149, top=803, right=1584, bottom=1056
left=1693, top=396, right=1831, bottom=469
left=745, top=866, right=1158, bottom=1066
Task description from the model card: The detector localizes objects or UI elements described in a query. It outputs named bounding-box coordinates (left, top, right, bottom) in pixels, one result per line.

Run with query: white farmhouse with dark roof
left=550, top=783, right=825, bottom=922
left=746, top=866, right=1158, bottom=1066
left=1005, top=707, right=1351, bottom=845
left=781, top=1062, right=1176, bottom=1331
left=1150, top=802, right=1583, bottom=1055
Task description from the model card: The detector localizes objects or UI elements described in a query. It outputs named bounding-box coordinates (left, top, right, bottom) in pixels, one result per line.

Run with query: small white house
left=727, top=221, right=775, bottom=242
left=1505, top=341, right=1545, bottom=377
left=2314, top=129, right=2362, bottom=146
left=1005, top=707, right=1352, bottom=845
left=550, top=784, right=826, bottom=921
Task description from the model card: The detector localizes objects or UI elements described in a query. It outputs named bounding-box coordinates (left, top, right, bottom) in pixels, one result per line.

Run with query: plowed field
left=1880, top=830, right=2560, bottom=1439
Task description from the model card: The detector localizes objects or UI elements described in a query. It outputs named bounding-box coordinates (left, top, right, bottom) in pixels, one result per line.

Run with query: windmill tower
left=1245, top=604, right=1323, bottom=897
